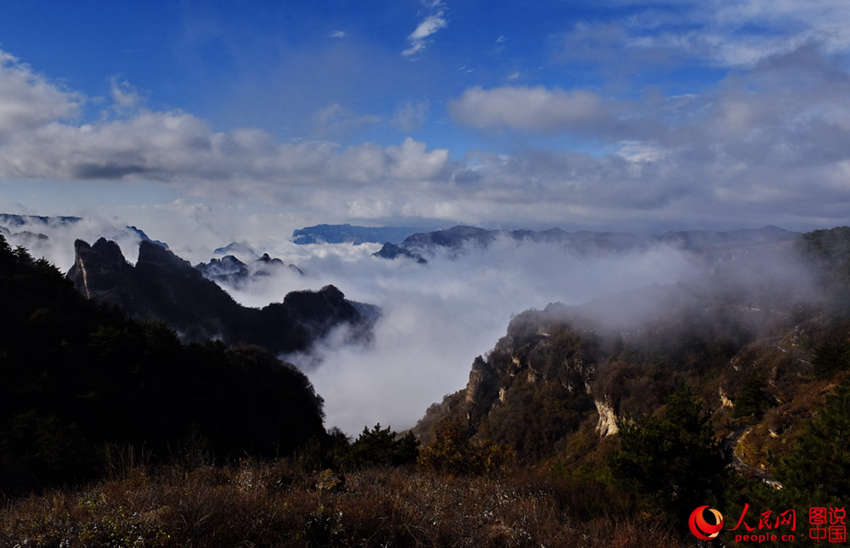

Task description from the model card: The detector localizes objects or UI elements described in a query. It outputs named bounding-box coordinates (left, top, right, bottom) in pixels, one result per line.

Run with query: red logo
left=689, top=506, right=724, bottom=541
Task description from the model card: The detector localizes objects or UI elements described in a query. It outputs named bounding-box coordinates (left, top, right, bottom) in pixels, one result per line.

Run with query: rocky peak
left=196, top=252, right=302, bottom=287
left=91, top=237, right=128, bottom=265
left=68, top=238, right=136, bottom=304
left=70, top=237, right=131, bottom=276
left=466, top=356, right=497, bottom=403
left=373, top=242, right=427, bottom=264
left=220, top=255, right=247, bottom=267
left=465, top=356, right=501, bottom=427
left=66, top=238, right=378, bottom=356
left=282, top=284, right=356, bottom=325
left=137, top=240, right=192, bottom=271
left=259, top=252, right=283, bottom=265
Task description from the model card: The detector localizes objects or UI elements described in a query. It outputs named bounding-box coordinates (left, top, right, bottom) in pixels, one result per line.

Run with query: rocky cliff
left=68, top=238, right=377, bottom=356
left=414, top=228, right=849, bottom=474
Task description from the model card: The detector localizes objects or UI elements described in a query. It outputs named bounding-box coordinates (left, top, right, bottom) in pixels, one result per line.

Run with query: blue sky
left=1, top=1, right=645, bottom=152
left=1, top=1, right=850, bottom=239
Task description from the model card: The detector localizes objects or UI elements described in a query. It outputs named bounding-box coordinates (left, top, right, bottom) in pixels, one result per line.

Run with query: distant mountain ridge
left=0, top=213, right=82, bottom=227
left=213, top=241, right=259, bottom=258
left=0, top=212, right=170, bottom=250
left=196, top=253, right=303, bottom=288
left=68, top=237, right=377, bottom=356
left=375, top=224, right=799, bottom=263
left=292, top=224, right=423, bottom=245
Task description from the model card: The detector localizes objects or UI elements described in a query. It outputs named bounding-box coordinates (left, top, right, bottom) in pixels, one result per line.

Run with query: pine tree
left=777, top=379, right=850, bottom=505
left=611, top=387, right=730, bottom=523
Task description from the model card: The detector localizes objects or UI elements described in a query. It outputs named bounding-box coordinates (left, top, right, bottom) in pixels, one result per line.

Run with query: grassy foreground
left=1, top=460, right=682, bottom=547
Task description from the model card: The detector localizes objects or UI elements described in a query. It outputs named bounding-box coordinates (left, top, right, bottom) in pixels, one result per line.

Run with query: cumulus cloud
left=386, top=137, right=448, bottom=179
left=3, top=44, right=850, bottom=233
left=437, top=44, right=850, bottom=228
left=0, top=49, right=448, bottom=196
left=0, top=51, right=80, bottom=137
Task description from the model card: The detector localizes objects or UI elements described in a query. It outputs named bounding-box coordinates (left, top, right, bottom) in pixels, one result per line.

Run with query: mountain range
left=414, top=227, right=850, bottom=483
left=374, top=224, right=798, bottom=264
left=1, top=221, right=848, bottom=545
left=292, top=224, right=423, bottom=245
left=0, top=213, right=169, bottom=250
left=68, top=237, right=377, bottom=356
left=195, top=253, right=303, bottom=288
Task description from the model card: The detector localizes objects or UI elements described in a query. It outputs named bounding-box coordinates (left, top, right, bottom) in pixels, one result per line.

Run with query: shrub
left=346, top=423, right=419, bottom=469
left=418, top=418, right=514, bottom=475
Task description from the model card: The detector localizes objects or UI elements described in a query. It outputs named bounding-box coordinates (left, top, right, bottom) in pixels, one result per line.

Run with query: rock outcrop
left=68, top=238, right=377, bottom=356
left=195, top=253, right=302, bottom=288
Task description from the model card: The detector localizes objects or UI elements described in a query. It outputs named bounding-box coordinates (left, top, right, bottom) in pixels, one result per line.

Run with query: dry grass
left=1, top=461, right=685, bottom=547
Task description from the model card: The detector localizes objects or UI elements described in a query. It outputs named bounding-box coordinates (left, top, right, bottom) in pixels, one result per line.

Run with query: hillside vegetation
left=0, top=235, right=326, bottom=494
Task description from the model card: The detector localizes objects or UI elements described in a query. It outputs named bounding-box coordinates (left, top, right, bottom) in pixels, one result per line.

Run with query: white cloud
left=312, top=103, right=381, bottom=137
left=225, top=236, right=702, bottom=433
left=0, top=51, right=80, bottom=137
left=564, top=0, right=850, bottom=68
left=450, top=86, right=606, bottom=132
left=617, top=140, right=666, bottom=163
left=0, top=51, right=449, bottom=193
left=4, top=45, right=850, bottom=235
left=391, top=100, right=429, bottom=131
left=386, top=137, right=448, bottom=179
left=402, top=6, right=448, bottom=57
left=109, top=77, right=143, bottom=110
left=329, top=30, right=346, bottom=39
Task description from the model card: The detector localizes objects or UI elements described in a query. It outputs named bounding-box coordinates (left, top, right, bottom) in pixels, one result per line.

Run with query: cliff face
left=414, top=280, right=837, bottom=470
left=414, top=306, right=600, bottom=460
left=70, top=238, right=137, bottom=301
left=68, top=238, right=377, bottom=356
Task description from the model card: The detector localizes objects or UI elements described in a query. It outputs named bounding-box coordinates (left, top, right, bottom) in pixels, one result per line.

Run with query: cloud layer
left=2, top=40, right=850, bottom=233
left=220, top=236, right=701, bottom=434
left=450, top=86, right=605, bottom=132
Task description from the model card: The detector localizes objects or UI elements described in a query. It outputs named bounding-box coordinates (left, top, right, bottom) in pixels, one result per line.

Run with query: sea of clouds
left=7, top=217, right=815, bottom=435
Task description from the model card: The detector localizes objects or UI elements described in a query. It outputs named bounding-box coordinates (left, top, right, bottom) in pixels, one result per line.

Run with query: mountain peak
left=67, top=238, right=376, bottom=355
left=137, top=240, right=192, bottom=270
left=68, top=238, right=134, bottom=301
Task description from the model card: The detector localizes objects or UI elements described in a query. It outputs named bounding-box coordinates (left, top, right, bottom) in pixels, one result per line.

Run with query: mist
left=0, top=216, right=153, bottom=270
left=1, top=216, right=818, bottom=435
left=218, top=235, right=707, bottom=434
